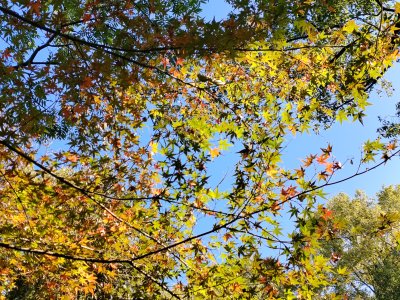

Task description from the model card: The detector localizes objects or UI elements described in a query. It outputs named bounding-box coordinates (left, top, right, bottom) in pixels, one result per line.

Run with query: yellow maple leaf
left=343, top=20, right=359, bottom=33
left=395, top=2, right=400, bottom=13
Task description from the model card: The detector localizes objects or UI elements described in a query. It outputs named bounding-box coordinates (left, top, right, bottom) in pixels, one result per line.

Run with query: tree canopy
left=317, top=186, right=400, bottom=299
left=0, top=0, right=400, bottom=298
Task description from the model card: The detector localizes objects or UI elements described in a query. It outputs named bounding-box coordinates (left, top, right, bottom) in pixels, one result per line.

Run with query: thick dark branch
left=1, top=5, right=388, bottom=58
left=0, top=6, right=173, bottom=55
left=0, top=6, right=308, bottom=55
left=0, top=139, right=231, bottom=216
left=0, top=241, right=132, bottom=264
left=131, top=216, right=241, bottom=263
left=287, top=35, right=308, bottom=43
left=0, top=6, right=174, bottom=73
left=254, top=149, right=400, bottom=217
left=352, top=269, right=376, bottom=294
left=0, top=140, right=192, bottom=269
left=15, top=61, right=60, bottom=66
left=0, top=140, right=162, bottom=202
left=0, top=241, right=180, bottom=298
left=329, top=37, right=362, bottom=64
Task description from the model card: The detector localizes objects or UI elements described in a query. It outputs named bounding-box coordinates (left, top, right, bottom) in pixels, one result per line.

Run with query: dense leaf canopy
left=0, top=0, right=400, bottom=298
left=318, top=186, right=400, bottom=299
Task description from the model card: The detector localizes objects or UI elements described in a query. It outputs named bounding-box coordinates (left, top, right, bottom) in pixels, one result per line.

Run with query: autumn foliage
left=0, top=0, right=400, bottom=298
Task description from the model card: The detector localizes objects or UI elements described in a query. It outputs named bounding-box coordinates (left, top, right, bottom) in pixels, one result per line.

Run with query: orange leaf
left=303, top=154, right=316, bottom=167
left=281, top=185, right=297, bottom=199
left=325, top=161, right=334, bottom=174
left=331, top=252, right=341, bottom=262
left=162, top=57, right=169, bottom=69
left=316, top=153, right=329, bottom=165
left=231, top=282, right=241, bottom=292
left=223, top=233, right=233, bottom=241
left=386, top=143, right=396, bottom=151
left=295, top=167, right=305, bottom=177
left=66, top=154, right=79, bottom=163
left=322, top=208, right=333, bottom=220
left=1, top=48, right=12, bottom=59
left=271, top=201, right=281, bottom=212
left=210, top=148, right=220, bottom=159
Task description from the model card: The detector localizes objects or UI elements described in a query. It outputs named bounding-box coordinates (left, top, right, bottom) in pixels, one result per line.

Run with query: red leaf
left=281, top=185, right=297, bottom=199
left=223, top=233, right=233, bottom=241
left=322, top=208, right=333, bottom=220
left=82, top=13, right=92, bottom=22
left=28, top=1, right=41, bottom=16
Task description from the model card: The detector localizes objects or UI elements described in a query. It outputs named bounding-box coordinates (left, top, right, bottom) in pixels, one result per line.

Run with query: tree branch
left=13, top=33, right=57, bottom=70
left=128, top=149, right=400, bottom=263
left=0, top=241, right=180, bottom=298
left=0, top=140, right=191, bottom=270
left=0, top=241, right=132, bottom=264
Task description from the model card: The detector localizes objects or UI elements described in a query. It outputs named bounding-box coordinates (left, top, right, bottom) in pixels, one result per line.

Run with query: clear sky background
left=2, top=0, right=398, bottom=202
left=282, top=64, right=400, bottom=199
left=1, top=1, right=398, bottom=253
left=201, top=0, right=400, bottom=200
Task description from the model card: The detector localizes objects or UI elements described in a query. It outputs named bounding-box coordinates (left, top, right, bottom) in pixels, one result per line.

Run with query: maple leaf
left=1, top=48, right=12, bottom=59
left=303, top=154, right=316, bottom=167
left=396, top=2, right=400, bottom=14
left=316, top=153, right=329, bottom=165
left=325, top=162, right=334, bottom=174
left=80, top=76, right=94, bottom=89
left=161, top=57, right=169, bottom=69
left=271, top=201, right=281, bottom=212
left=386, top=142, right=396, bottom=151
left=231, top=282, right=242, bottom=293
left=317, top=171, right=329, bottom=181
left=321, top=144, right=332, bottom=155
left=333, top=161, right=342, bottom=170
left=210, top=147, right=220, bottom=159
left=223, top=233, right=233, bottom=241
left=331, top=252, right=341, bottom=263
left=66, top=154, right=79, bottom=163
left=29, top=1, right=41, bottom=16
left=322, top=208, right=333, bottom=220
left=0, top=1, right=398, bottom=298
left=295, top=167, right=305, bottom=178
left=176, top=57, right=184, bottom=66
left=281, top=185, right=297, bottom=199
left=82, top=13, right=92, bottom=22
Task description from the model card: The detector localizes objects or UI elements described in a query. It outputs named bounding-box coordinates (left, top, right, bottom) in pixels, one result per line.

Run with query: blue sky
left=201, top=0, right=400, bottom=200
left=201, top=0, right=233, bottom=20
left=282, top=64, right=400, bottom=199
left=2, top=1, right=398, bottom=202
left=1, top=0, right=398, bottom=262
